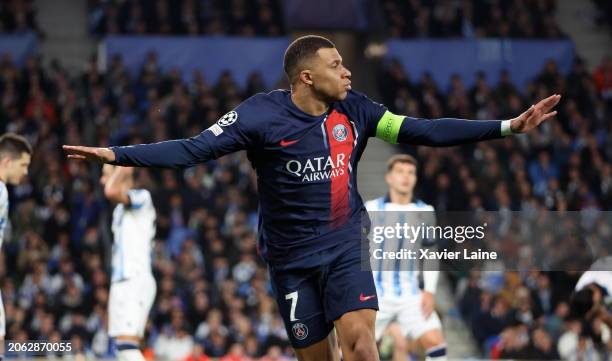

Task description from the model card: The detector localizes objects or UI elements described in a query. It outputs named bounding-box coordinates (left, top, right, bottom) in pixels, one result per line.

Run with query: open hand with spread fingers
left=509, top=94, right=561, bottom=133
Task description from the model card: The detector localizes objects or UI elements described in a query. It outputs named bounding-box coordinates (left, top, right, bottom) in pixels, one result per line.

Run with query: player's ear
left=299, top=70, right=314, bottom=86
left=384, top=172, right=391, bottom=185
left=0, top=155, right=7, bottom=167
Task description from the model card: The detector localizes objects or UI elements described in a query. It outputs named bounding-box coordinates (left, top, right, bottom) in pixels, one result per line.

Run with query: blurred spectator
left=184, top=343, right=211, bottom=361
left=0, top=0, right=41, bottom=34
left=220, top=343, right=252, bottom=361
left=592, top=0, right=612, bottom=35
left=155, top=324, right=195, bottom=361
left=592, top=56, right=612, bottom=100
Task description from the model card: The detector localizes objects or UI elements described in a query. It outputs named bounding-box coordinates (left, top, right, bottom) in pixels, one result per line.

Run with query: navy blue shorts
left=269, top=244, right=378, bottom=348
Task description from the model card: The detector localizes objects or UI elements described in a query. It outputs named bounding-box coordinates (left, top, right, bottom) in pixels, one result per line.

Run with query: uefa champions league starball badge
left=218, top=111, right=238, bottom=126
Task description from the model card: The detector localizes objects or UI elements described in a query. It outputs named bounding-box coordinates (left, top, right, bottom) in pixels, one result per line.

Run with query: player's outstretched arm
left=376, top=94, right=561, bottom=146
left=63, top=132, right=215, bottom=169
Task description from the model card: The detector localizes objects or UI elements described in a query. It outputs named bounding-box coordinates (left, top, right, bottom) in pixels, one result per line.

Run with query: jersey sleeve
left=373, top=110, right=507, bottom=146
left=112, top=96, right=263, bottom=168
left=127, top=189, right=152, bottom=210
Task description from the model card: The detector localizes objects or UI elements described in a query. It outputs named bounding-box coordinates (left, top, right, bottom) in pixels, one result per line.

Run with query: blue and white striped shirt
left=365, top=195, right=437, bottom=299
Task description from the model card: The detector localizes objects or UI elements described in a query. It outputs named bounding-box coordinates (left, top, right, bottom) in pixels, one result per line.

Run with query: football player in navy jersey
left=64, top=35, right=560, bottom=361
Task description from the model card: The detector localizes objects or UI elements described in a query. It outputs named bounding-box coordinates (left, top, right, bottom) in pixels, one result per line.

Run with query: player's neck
left=389, top=190, right=413, bottom=205
left=0, top=172, right=6, bottom=184
left=290, top=89, right=329, bottom=116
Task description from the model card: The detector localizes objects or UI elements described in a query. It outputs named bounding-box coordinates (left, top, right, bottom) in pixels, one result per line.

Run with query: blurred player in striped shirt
left=100, top=165, right=156, bottom=361
left=0, top=133, right=32, bottom=361
left=365, top=155, right=446, bottom=361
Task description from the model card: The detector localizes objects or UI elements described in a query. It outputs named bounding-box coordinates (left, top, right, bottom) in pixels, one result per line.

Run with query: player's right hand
left=63, top=145, right=116, bottom=163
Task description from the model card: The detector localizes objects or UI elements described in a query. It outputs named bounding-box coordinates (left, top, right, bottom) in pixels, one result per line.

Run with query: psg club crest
left=332, top=124, right=348, bottom=142
left=218, top=111, right=238, bottom=126
left=292, top=322, right=309, bottom=340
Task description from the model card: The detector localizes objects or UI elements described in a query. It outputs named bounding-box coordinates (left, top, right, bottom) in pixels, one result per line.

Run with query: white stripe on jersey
left=0, top=181, right=9, bottom=249
left=365, top=196, right=436, bottom=299
left=111, top=189, right=156, bottom=282
left=320, top=115, right=330, bottom=149
left=0, top=182, right=7, bottom=338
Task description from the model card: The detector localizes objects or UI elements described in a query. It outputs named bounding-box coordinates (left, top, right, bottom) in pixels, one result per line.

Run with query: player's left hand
left=63, top=145, right=116, bottom=163
left=421, top=291, right=435, bottom=319
left=509, top=94, right=561, bottom=133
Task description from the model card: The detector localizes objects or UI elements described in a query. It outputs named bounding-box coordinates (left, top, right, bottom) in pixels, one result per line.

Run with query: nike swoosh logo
left=280, top=139, right=300, bottom=147
left=359, top=293, right=376, bottom=302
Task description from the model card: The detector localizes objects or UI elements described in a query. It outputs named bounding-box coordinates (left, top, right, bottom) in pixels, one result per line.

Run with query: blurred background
left=0, top=0, right=610, bottom=360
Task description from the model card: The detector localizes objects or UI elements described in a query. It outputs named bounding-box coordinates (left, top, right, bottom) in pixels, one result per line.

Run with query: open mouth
left=345, top=83, right=352, bottom=90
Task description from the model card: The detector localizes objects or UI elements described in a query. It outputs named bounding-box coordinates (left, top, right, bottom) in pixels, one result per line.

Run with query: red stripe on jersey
left=324, top=110, right=354, bottom=228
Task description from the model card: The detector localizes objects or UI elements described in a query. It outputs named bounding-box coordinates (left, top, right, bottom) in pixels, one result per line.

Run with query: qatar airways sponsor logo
left=285, top=153, right=347, bottom=182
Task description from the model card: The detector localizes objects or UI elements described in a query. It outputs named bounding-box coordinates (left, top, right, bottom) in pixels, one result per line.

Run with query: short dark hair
left=283, top=35, right=335, bottom=83
left=387, top=154, right=418, bottom=172
left=0, top=133, right=32, bottom=159
left=569, top=288, right=595, bottom=319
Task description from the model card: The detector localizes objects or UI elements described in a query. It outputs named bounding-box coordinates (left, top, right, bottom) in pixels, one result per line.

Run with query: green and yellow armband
left=375, top=110, right=405, bottom=144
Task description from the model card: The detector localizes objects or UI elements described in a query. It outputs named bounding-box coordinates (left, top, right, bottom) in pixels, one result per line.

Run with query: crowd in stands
left=381, top=0, right=565, bottom=38
left=0, top=0, right=40, bottom=34
left=88, top=0, right=570, bottom=39
left=89, top=0, right=286, bottom=37
left=592, top=0, right=612, bottom=35
left=379, top=51, right=611, bottom=359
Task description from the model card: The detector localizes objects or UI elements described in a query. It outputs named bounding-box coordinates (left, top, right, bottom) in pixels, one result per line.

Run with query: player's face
left=2, top=152, right=31, bottom=185
left=310, top=47, right=352, bottom=101
left=99, top=164, right=114, bottom=186
left=385, top=162, right=417, bottom=195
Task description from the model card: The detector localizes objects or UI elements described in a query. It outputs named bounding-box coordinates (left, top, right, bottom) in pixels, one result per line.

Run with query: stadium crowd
left=0, top=0, right=40, bottom=34
left=380, top=0, right=564, bottom=38
left=379, top=52, right=611, bottom=358
left=88, top=0, right=286, bottom=37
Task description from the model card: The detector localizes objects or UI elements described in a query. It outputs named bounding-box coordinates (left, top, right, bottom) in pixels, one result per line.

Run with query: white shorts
left=108, top=274, right=156, bottom=338
left=375, top=293, right=442, bottom=341
left=0, top=289, right=5, bottom=338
